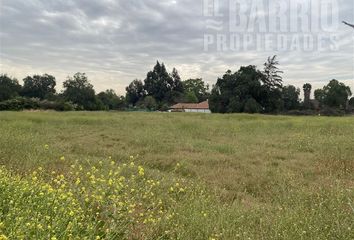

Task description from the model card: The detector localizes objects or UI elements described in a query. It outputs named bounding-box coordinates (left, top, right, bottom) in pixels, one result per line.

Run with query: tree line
left=0, top=73, right=124, bottom=111
left=209, top=56, right=354, bottom=115
left=1, top=57, right=353, bottom=114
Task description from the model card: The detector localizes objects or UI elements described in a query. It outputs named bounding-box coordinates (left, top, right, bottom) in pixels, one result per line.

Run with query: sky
left=0, top=0, right=353, bottom=96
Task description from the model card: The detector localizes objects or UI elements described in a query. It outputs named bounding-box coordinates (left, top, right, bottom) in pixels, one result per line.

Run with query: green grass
left=0, top=111, right=353, bottom=239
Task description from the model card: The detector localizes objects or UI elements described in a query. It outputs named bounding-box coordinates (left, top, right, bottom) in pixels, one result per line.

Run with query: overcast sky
left=0, top=0, right=353, bottom=95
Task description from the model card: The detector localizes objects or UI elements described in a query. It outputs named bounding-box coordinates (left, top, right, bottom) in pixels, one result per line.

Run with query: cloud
left=0, top=0, right=353, bottom=95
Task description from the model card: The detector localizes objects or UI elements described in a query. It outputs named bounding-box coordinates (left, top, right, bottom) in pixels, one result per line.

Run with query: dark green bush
left=319, top=107, right=345, bottom=116
left=0, top=97, right=77, bottom=111
left=244, top=98, right=262, bottom=114
left=0, top=97, right=39, bottom=111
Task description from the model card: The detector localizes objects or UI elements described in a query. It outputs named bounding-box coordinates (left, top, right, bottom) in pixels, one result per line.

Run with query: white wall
left=184, top=109, right=211, bottom=113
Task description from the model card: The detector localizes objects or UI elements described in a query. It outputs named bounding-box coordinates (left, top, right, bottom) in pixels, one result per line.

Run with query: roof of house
left=170, top=100, right=209, bottom=110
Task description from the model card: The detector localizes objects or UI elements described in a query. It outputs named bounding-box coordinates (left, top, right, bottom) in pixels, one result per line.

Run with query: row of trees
left=125, top=61, right=209, bottom=110
left=1, top=58, right=353, bottom=114
left=0, top=73, right=124, bottom=111
left=209, top=56, right=354, bottom=114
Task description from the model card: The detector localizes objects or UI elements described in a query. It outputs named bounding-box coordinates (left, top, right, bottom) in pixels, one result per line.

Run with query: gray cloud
left=0, top=0, right=353, bottom=95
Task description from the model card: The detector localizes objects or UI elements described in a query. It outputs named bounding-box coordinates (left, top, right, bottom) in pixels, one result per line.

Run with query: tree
left=303, top=83, right=312, bottom=108
left=137, top=96, right=158, bottom=111
left=0, top=74, right=21, bottom=101
left=144, top=61, right=184, bottom=105
left=209, top=66, right=264, bottom=113
left=349, top=97, right=354, bottom=108
left=314, top=89, right=325, bottom=103
left=170, top=68, right=184, bottom=102
left=263, top=55, right=283, bottom=89
left=97, top=89, right=125, bottom=110
left=22, top=74, right=56, bottom=99
left=62, top=73, right=97, bottom=110
left=125, top=79, right=145, bottom=106
left=282, top=85, right=300, bottom=110
left=183, top=78, right=209, bottom=102
left=184, top=91, right=198, bottom=103
left=244, top=98, right=262, bottom=113
left=316, top=79, right=352, bottom=109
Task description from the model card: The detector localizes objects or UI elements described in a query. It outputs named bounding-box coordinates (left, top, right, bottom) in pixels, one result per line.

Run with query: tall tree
left=209, top=66, right=264, bottom=113
left=125, top=79, right=145, bottom=106
left=170, top=68, right=184, bottom=102
left=282, top=85, right=300, bottom=110
left=62, top=73, right=97, bottom=110
left=144, top=61, right=184, bottom=104
left=22, top=74, right=56, bottom=99
left=315, top=79, right=352, bottom=109
left=183, top=78, right=209, bottom=102
left=263, top=55, right=283, bottom=89
left=0, top=74, right=21, bottom=101
left=97, top=89, right=125, bottom=110
left=303, top=83, right=312, bottom=108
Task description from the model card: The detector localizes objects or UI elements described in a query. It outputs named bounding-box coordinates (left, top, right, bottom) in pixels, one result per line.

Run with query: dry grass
left=0, top=111, right=353, bottom=239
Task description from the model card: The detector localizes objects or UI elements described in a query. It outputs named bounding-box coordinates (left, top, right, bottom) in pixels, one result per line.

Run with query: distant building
left=169, top=100, right=211, bottom=113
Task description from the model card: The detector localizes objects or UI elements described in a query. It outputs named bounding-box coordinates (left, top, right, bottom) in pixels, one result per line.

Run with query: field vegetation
left=0, top=112, right=353, bottom=239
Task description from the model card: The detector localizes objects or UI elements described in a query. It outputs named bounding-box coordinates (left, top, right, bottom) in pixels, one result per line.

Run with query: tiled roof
left=170, top=100, right=209, bottom=109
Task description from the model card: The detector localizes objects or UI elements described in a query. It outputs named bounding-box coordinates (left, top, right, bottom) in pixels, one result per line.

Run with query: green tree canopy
left=144, top=62, right=184, bottom=104
left=209, top=66, right=264, bottom=113
left=184, top=91, right=198, bottom=103
left=125, top=79, right=145, bottom=106
left=137, top=96, right=158, bottom=111
left=22, top=74, right=56, bottom=100
left=282, top=85, right=300, bottom=110
left=315, top=79, right=352, bottom=109
left=182, top=78, right=209, bottom=102
left=97, top=89, right=125, bottom=110
left=62, top=73, right=97, bottom=110
left=0, top=74, right=21, bottom=101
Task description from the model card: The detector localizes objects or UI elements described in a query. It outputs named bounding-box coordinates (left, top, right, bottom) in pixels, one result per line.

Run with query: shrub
left=39, top=100, right=77, bottom=111
left=244, top=98, right=262, bottom=113
left=0, top=97, right=40, bottom=111
left=0, top=98, right=77, bottom=111
left=319, top=107, right=345, bottom=116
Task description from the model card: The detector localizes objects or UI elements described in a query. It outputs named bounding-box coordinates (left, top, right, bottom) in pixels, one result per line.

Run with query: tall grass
left=0, top=112, right=353, bottom=239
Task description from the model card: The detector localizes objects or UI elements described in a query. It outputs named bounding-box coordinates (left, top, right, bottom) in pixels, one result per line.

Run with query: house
left=169, top=100, right=211, bottom=113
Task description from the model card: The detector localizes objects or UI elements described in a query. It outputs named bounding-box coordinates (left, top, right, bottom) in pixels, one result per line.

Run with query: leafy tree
left=349, top=97, right=354, bottom=108
left=209, top=85, right=226, bottom=113
left=315, top=79, right=352, bottom=109
left=22, top=74, right=56, bottom=99
left=97, top=89, right=125, bottom=110
left=137, top=96, right=158, bottom=111
left=244, top=98, right=262, bottom=113
left=282, top=85, right=300, bottom=110
left=182, top=78, right=209, bottom=102
left=0, top=74, right=21, bottom=101
left=62, top=73, right=97, bottom=110
left=144, top=61, right=184, bottom=105
left=126, top=79, right=145, bottom=106
left=209, top=66, right=264, bottom=113
left=184, top=91, right=198, bottom=103
left=170, top=68, right=184, bottom=101
left=263, top=55, right=283, bottom=89
left=314, top=89, right=325, bottom=103
left=303, top=83, right=312, bottom=108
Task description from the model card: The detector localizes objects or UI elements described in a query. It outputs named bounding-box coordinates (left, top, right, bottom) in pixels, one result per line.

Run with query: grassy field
left=0, top=112, right=353, bottom=239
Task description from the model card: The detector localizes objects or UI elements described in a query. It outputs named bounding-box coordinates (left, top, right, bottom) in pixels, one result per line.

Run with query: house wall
left=184, top=109, right=211, bottom=113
